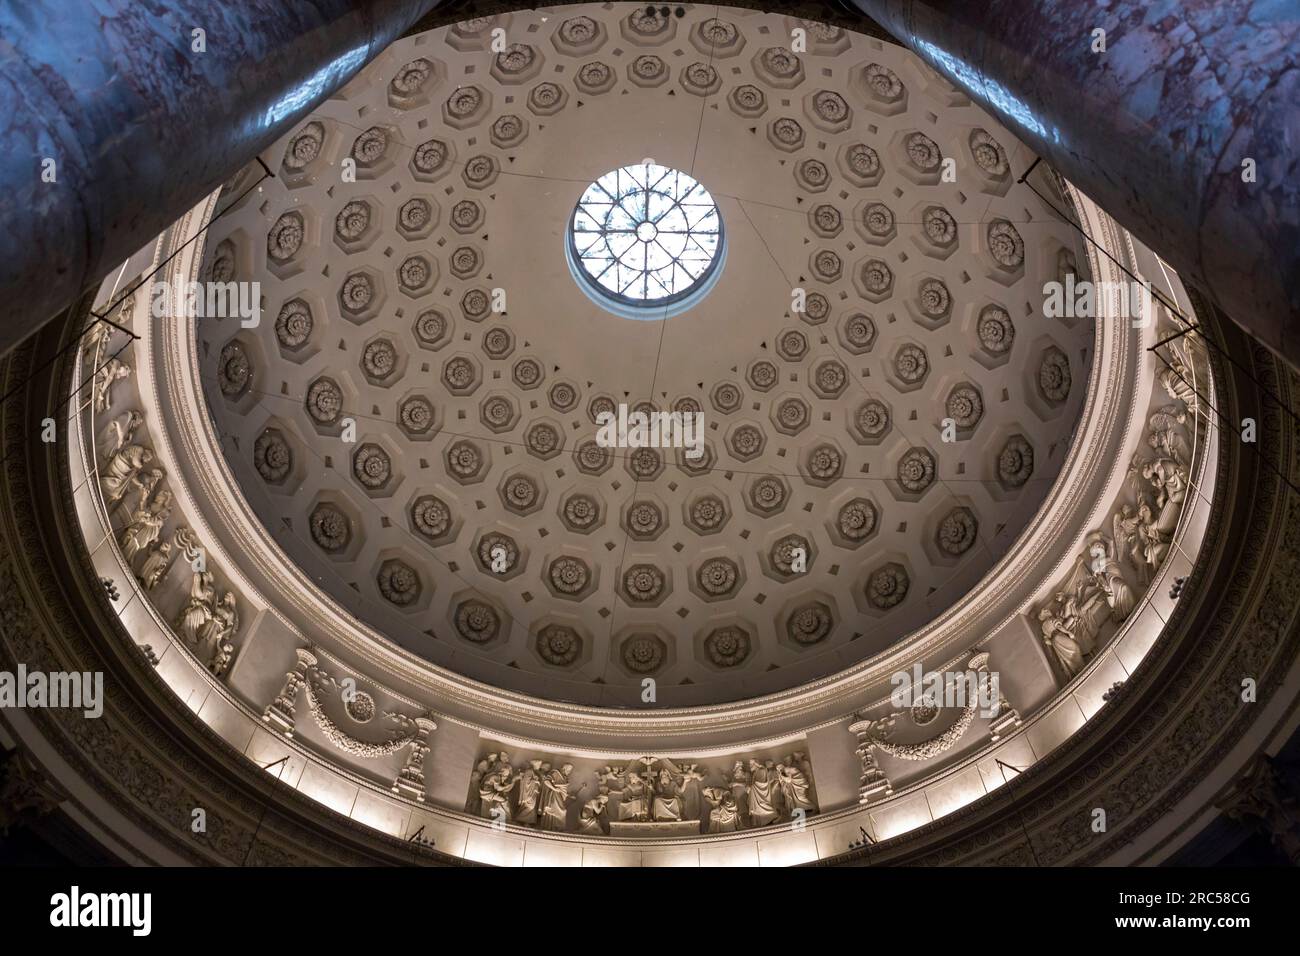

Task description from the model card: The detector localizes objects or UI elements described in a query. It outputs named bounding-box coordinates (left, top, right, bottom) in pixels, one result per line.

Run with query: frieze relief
left=84, top=312, right=246, bottom=682
left=466, top=750, right=818, bottom=836
left=1034, top=327, right=1205, bottom=683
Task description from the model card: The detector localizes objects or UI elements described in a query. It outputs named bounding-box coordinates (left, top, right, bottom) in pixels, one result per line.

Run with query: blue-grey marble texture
left=854, top=0, right=1300, bottom=365
left=0, top=0, right=437, bottom=351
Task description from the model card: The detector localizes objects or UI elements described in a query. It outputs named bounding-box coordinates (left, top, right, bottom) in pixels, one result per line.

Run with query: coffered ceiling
left=198, top=5, right=1093, bottom=705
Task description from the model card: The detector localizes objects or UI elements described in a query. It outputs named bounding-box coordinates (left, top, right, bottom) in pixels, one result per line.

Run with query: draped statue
left=102, top=445, right=152, bottom=507
left=652, top=768, right=689, bottom=822
left=138, top=541, right=172, bottom=590
left=609, top=770, right=652, bottom=822
left=703, top=787, right=741, bottom=833
left=205, top=591, right=239, bottom=675
left=741, top=759, right=781, bottom=827
left=513, top=759, right=544, bottom=825
left=1143, top=456, right=1188, bottom=536
left=577, top=793, right=608, bottom=834
left=477, top=756, right=514, bottom=822
left=93, top=357, right=131, bottom=412
left=539, top=763, right=577, bottom=832
left=777, top=755, right=817, bottom=815
left=105, top=410, right=143, bottom=457
left=1088, top=536, right=1135, bottom=622
left=1039, top=605, right=1084, bottom=678
left=120, top=490, right=173, bottom=565
left=176, top=571, right=216, bottom=644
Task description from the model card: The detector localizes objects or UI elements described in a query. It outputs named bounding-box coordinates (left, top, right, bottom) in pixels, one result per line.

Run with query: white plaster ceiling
left=198, top=4, right=1092, bottom=705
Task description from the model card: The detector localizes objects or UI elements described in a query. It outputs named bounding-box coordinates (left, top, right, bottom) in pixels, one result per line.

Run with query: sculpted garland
left=849, top=651, right=1022, bottom=802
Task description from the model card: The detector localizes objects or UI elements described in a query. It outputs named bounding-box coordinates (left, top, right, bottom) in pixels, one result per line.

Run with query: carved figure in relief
left=93, top=357, right=132, bottom=413
left=743, top=759, right=781, bottom=827
left=105, top=410, right=143, bottom=457
left=577, top=792, right=609, bottom=834
left=209, top=638, right=235, bottom=679
left=1157, top=339, right=1199, bottom=414
left=101, top=445, right=152, bottom=508
left=82, top=321, right=112, bottom=365
left=467, top=752, right=503, bottom=816
left=513, top=759, right=544, bottom=825
left=477, top=756, right=514, bottom=822
left=1032, top=361, right=1199, bottom=688
left=1040, top=548, right=1111, bottom=664
left=703, top=787, right=741, bottom=833
left=1136, top=497, right=1170, bottom=571
left=120, top=489, right=173, bottom=565
left=1112, top=504, right=1148, bottom=578
left=539, top=763, right=577, bottom=832
left=1039, top=604, right=1085, bottom=678
left=467, top=751, right=817, bottom=834
left=729, top=761, right=751, bottom=827
left=607, top=769, right=652, bottom=822
left=122, top=467, right=165, bottom=515
left=1148, top=405, right=1191, bottom=465
left=1143, top=456, right=1188, bottom=536
left=777, top=753, right=817, bottom=814
left=176, top=571, right=216, bottom=644
left=138, top=540, right=173, bottom=590
left=652, top=767, right=690, bottom=822
left=1087, top=535, right=1135, bottom=622
left=206, top=591, right=239, bottom=651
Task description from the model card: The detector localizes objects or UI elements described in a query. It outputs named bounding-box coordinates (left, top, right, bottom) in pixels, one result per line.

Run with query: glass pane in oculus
left=569, top=164, right=724, bottom=313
